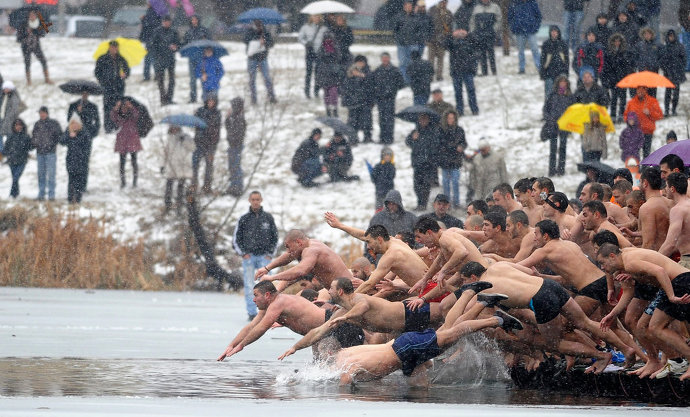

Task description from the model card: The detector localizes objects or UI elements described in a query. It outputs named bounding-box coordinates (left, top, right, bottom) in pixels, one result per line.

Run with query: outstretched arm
left=356, top=254, right=393, bottom=294
left=325, top=212, right=366, bottom=241
left=279, top=309, right=343, bottom=360
left=218, top=301, right=283, bottom=360
left=267, top=248, right=319, bottom=282
left=255, top=250, right=296, bottom=280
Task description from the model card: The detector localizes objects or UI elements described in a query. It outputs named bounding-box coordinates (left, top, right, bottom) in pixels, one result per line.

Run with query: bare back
left=621, top=248, right=690, bottom=281
left=638, top=197, right=671, bottom=250
left=604, top=202, right=631, bottom=225
left=440, top=228, right=489, bottom=268
left=668, top=199, right=690, bottom=255
left=524, top=204, right=544, bottom=226
left=384, top=239, right=428, bottom=286
left=480, top=262, right=544, bottom=308
left=270, top=294, right=328, bottom=335
left=348, top=294, right=406, bottom=333
left=303, top=240, right=353, bottom=287
left=533, top=239, right=604, bottom=290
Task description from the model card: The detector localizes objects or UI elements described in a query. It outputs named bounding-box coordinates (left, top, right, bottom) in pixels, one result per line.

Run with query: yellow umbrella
left=93, top=38, right=147, bottom=67
left=557, top=103, right=615, bottom=135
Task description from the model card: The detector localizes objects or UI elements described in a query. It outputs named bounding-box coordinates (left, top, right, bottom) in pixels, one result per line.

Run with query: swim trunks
left=655, top=272, right=690, bottom=322
left=679, top=255, right=690, bottom=270
left=529, top=278, right=571, bottom=324
left=402, top=300, right=432, bottom=333
left=325, top=309, right=365, bottom=348
left=420, top=281, right=450, bottom=303
left=643, top=290, right=662, bottom=316
left=633, top=282, right=659, bottom=301
left=392, top=329, right=443, bottom=376
left=577, top=276, right=608, bottom=305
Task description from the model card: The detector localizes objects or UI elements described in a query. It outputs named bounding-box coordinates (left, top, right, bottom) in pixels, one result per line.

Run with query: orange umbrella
left=616, top=71, right=675, bottom=89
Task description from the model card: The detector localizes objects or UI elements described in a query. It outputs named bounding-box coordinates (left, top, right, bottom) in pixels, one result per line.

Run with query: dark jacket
left=590, top=23, right=613, bottom=47
left=540, top=26, right=569, bottom=80
left=507, top=0, right=542, bottom=35
left=233, top=207, right=278, bottom=256
left=574, top=83, right=609, bottom=106
left=291, top=137, right=321, bottom=174
left=573, top=40, right=604, bottom=76
left=194, top=103, right=221, bottom=151
left=427, top=212, right=464, bottom=229
left=369, top=189, right=417, bottom=236
left=67, top=99, right=100, bottom=139
left=316, top=35, right=344, bottom=89
left=601, top=34, right=636, bottom=89
left=393, top=11, right=423, bottom=45
left=406, top=124, right=440, bottom=168
left=635, top=38, right=660, bottom=72
left=407, top=56, right=435, bottom=97
left=330, top=24, right=354, bottom=64
left=4, top=124, right=31, bottom=166
left=323, top=137, right=353, bottom=172
left=415, top=12, right=434, bottom=43
left=182, top=23, right=211, bottom=46
left=612, top=15, right=639, bottom=47
left=244, top=26, right=274, bottom=61
left=371, top=64, right=405, bottom=101
left=139, top=7, right=161, bottom=44
left=438, top=109, right=467, bottom=170
left=31, top=118, right=62, bottom=154
left=150, top=26, right=181, bottom=68
left=59, top=128, right=91, bottom=174
left=446, top=33, right=479, bottom=76
left=564, top=0, right=589, bottom=11
left=94, top=53, right=129, bottom=95
left=342, top=64, right=373, bottom=108
left=225, top=97, right=246, bottom=148
left=371, top=161, right=395, bottom=197
left=454, top=0, right=476, bottom=31
left=659, top=30, right=687, bottom=85
left=543, top=76, right=576, bottom=136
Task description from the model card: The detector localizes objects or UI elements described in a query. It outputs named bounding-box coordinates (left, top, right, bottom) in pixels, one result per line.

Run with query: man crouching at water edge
left=217, top=281, right=363, bottom=361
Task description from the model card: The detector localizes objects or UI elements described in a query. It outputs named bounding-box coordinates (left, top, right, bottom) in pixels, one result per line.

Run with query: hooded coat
left=601, top=34, right=636, bottom=89
left=619, top=111, right=645, bottom=162
left=110, top=105, right=142, bottom=154
left=195, top=55, right=224, bottom=92
left=659, top=30, right=687, bottom=85
left=612, top=14, right=640, bottom=47
left=573, top=39, right=604, bottom=77
left=163, top=130, right=196, bottom=179
left=225, top=97, right=246, bottom=149
left=369, top=189, right=417, bottom=236
left=194, top=99, right=222, bottom=151
left=3, top=120, right=31, bottom=166
left=468, top=148, right=508, bottom=199
left=635, top=30, right=660, bottom=72
left=540, top=25, right=569, bottom=80
left=438, top=109, right=467, bottom=170
left=543, top=75, right=576, bottom=135
left=341, top=63, right=373, bottom=109
left=0, top=90, right=26, bottom=136
left=316, top=35, right=344, bottom=89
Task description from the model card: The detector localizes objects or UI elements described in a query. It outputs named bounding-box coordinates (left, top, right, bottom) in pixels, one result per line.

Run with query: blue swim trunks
left=402, top=300, right=432, bottom=333
left=392, top=329, right=442, bottom=376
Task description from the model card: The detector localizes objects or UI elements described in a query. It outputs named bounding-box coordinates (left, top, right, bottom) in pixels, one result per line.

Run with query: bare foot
left=585, top=352, right=612, bottom=374
left=622, top=349, right=638, bottom=369
left=565, top=355, right=576, bottom=372
left=637, top=359, right=664, bottom=379
left=681, top=368, right=690, bottom=381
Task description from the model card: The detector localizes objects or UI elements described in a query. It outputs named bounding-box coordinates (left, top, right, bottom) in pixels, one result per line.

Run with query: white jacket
left=298, top=22, right=328, bottom=50
left=163, top=132, right=196, bottom=179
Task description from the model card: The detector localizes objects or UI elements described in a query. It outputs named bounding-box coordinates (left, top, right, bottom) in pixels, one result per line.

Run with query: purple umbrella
left=640, top=140, right=690, bottom=166
left=149, top=0, right=169, bottom=16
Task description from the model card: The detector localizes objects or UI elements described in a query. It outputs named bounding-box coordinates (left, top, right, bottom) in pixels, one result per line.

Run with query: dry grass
left=0, top=207, right=163, bottom=290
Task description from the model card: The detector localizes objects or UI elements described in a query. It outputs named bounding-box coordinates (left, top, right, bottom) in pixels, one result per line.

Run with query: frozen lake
left=0, top=287, right=688, bottom=416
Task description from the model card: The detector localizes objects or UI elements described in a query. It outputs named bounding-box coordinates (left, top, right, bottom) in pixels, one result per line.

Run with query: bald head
left=464, top=214, right=484, bottom=231
left=284, top=229, right=308, bottom=243
left=351, top=257, right=372, bottom=280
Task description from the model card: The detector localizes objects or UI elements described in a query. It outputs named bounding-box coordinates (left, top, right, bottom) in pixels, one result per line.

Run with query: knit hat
left=2, top=80, right=15, bottom=91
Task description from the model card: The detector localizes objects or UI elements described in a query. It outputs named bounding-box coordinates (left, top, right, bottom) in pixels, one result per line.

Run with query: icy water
left=0, top=288, right=687, bottom=416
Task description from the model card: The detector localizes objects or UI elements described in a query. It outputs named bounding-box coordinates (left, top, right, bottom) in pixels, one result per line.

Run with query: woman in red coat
left=110, top=99, right=142, bottom=188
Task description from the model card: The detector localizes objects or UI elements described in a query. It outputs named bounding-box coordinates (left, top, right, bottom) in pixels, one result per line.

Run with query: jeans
left=549, top=131, right=568, bottom=176
left=682, top=29, right=690, bottom=71
left=441, top=168, right=460, bottom=206
left=242, top=255, right=270, bottom=317
left=377, top=99, right=396, bottom=144
left=563, top=10, right=584, bottom=51
left=413, top=92, right=429, bottom=106
left=143, top=51, right=154, bottom=80
left=227, top=145, right=243, bottom=195
left=516, top=34, right=541, bottom=72
left=299, top=157, right=322, bottom=184
left=37, top=152, right=56, bottom=199
left=397, top=44, right=423, bottom=84
left=188, top=59, right=200, bottom=102
left=544, top=78, right=554, bottom=100
left=452, top=73, right=478, bottom=115
left=9, top=163, right=25, bottom=198
left=248, top=57, right=275, bottom=103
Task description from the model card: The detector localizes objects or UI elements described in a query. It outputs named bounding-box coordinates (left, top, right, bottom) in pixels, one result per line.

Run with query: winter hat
left=381, top=147, right=394, bottom=157
left=2, top=80, right=15, bottom=91
left=667, top=130, right=677, bottom=141
left=579, top=65, right=595, bottom=79
left=478, top=138, right=490, bottom=149
left=38, top=106, right=49, bottom=114
left=354, top=55, right=367, bottom=64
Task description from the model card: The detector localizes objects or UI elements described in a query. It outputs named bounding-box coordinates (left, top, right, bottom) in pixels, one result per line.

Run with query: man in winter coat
left=17, top=10, right=51, bottom=85
left=574, top=68, right=609, bottom=106
left=291, top=128, right=324, bottom=187
left=543, top=75, right=575, bottom=176
left=427, top=88, right=454, bottom=117
left=95, top=40, right=130, bottom=133
left=407, top=50, right=435, bottom=105
left=244, top=20, right=277, bottom=105
left=0, top=81, right=26, bottom=153
left=342, top=56, right=373, bottom=144
left=323, top=132, right=356, bottom=182
left=540, top=25, right=569, bottom=99
left=590, top=13, right=613, bottom=46
left=195, top=47, right=224, bottom=101
left=602, top=33, right=635, bottom=121
left=193, top=95, right=221, bottom=194
left=468, top=139, right=508, bottom=200
left=369, top=189, right=418, bottom=237
left=446, top=29, right=480, bottom=115
left=427, top=193, right=464, bottom=229
left=150, top=16, right=180, bottom=105
left=470, top=0, right=502, bottom=76
left=454, top=0, right=476, bottom=31
left=563, top=0, right=590, bottom=51
left=679, top=0, right=690, bottom=72
left=66, top=92, right=100, bottom=191
left=139, top=4, right=161, bottom=81
left=31, top=106, right=61, bottom=201
left=573, top=29, right=604, bottom=81
left=406, top=113, right=440, bottom=211
left=624, top=86, right=663, bottom=158
left=428, top=0, right=453, bottom=81
left=394, top=0, right=425, bottom=84
left=371, top=53, right=405, bottom=144
left=183, top=15, right=212, bottom=103
left=298, top=14, right=328, bottom=98
left=508, top=0, right=541, bottom=74
left=659, top=29, right=686, bottom=116
left=233, top=190, right=278, bottom=321
left=635, top=27, right=661, bottom=97
left=612, top=11, right=640, bottom=48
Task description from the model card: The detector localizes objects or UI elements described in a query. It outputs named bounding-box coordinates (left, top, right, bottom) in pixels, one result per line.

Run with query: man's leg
left=143, top=50, right=152, bottom=80
left=643, top=134, right=653, bottom=158
left=557, top=131, right=568, bottom=175
left=397, top=44, right=411, bottom=84
left=563, top=11, right=573, bottom=51
left=305, top=48, right=314, bottom=97
left=648, top=309, right=690, bottom=380
left=167, top=63, right=176, bottom=103
left=259, top=59, right=276, bottom=101
left=156, top=68, right=166, bottom=104
left=683, top=29, right=690, bottom=71
left=516, top=35, right=527, bottom=73
left=464, top=73, right=478, bottom=114
left=247, top=58, right=259, bottom=104
left=379, top=100, right=395, bottom=144
left=452, top=75, right=464, bottom=115
left=164, top=178, right=174, bottom=211
left=572, top=11, right=584, bottom=51
left=46, top=152, right=56, bottom=200
left=37, top=154, right=46, bottom=200
left=189, top=59, right=198, bottom=103
left=243, top=256, right=258, bottom=318
left=528, top=34, right=540, bottom=71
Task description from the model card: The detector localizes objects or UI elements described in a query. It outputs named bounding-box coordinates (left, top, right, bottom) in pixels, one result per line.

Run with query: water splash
left=274, top=359, right=341, bottom=386
left=430, top=333, right=510, bottom=386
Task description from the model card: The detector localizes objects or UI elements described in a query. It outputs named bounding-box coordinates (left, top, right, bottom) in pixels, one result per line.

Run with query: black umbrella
left=576, top=161, right=616, bottom=185
left=316, top=116, right=357, bottom=139
left=395, top=105, right=441, bottom=124
left=59, top=80, right=104, bottom=96
left=9, top=6, right=49, bottom=32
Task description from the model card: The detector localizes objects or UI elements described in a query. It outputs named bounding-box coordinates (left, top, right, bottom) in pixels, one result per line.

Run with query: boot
left=332, top=107, right=338, bottom=118
left=25, top=71, right=31, bottom=86
left=132, top=174, right=138, bottom=188
left=326, top=106, right=332, bottom=117
left=43, top=69, right=53, bottom=84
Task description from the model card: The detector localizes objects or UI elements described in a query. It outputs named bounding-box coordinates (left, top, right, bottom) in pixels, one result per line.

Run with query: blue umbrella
left=180, top=40, right=228, bottom=61
left=237, top=8, right=285, bottom=25
left=161, top=114, right=207, bottom=129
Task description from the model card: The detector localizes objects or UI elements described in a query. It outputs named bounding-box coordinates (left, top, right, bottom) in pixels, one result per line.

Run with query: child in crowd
left=618, top=111, right=644, bottom=163
left=4, top=118, right=31, bottom=198
left=582, top=111, right=608, bottom=162
left=370, top=147, right=395, bottom=210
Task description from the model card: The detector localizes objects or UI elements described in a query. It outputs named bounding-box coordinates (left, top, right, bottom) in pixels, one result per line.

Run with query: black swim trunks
left=325, top=309, right=365, bottom=348
left=453, top=288, right=463, bottom=300
left=392, top=329, right=443, bottom=376
left=654, top=272, right=690, bottom=322
left=633, top=282, right=659, bottom=301
left=402, top=300, right=432, bottom=333
left=529, top=278, right=571, bottom=324
left=577, top=276, right=608, bottom=305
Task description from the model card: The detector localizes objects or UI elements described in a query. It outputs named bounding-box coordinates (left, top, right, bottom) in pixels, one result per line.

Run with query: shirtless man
left=611, top=180, right=633, bottom=209
left=466, top=200, right=489, bottom=218
left=479, top=211, right=521, bottom=258
left=464, top=215, right=484, bottom=232
left=492, top=183, right=522, bottom=214
left=256, top=229, right=354, bottom=289
left=531, top=177, right=555, bottom=207
left=217, top=281, right=363, bottom=361
left=514, top=178, right=543, bottom=226
left=638, top=167, right=671, bottom=250
left=278, top=278, right=447, bottom=359
left=597, top=244, right=690, bottom=381
left=484, top=210, right=536, bottom=263
left=581, top=200, right=633, bottom=248
left=351, top=257, right=373, bottom=281
left=659, top=154, right=685, bottom=181
left=579, top=182, right=631, bottom=226
left=518, top=219, right=640, bottom=364
left=659, top=173, right=690, bottom=269
left=542, top=192, right=577, bottom=233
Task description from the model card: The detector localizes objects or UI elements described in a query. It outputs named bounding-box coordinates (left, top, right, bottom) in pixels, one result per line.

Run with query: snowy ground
left=1, top=35, right=688, bottom=273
